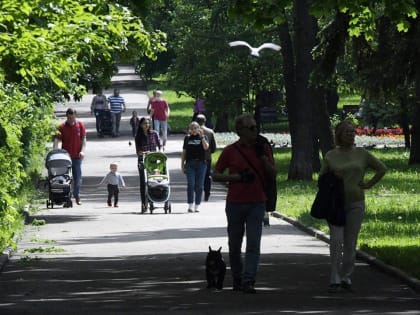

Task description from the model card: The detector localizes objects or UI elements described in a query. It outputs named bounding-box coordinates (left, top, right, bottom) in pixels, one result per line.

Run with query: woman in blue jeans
left=181, top=121, right=209, bottom=212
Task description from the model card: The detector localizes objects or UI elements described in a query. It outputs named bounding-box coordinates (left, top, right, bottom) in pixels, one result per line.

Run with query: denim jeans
left=185, top=159, right=207, bottom=205
left=71, top=158, right=82, bottom=198
left=153, top=120, right=168, bottom=146
left=111, top=112, right=122, bottom=136
left=94, top=109, right=105, bottom=134
left=329, top=201, right=365, bottom=284
left=225, top=202, right=265, bottom=286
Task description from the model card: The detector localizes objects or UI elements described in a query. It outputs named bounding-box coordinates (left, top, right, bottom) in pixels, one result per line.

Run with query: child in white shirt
left=99, top=162, right=125, bottom=207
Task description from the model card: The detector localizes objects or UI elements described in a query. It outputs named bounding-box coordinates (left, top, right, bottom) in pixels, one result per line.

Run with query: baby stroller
left=143, top=152, right=171, bottom=214
left=45, top=149, right=73, bottom=208
left=99, top=110, right=113, bottom=136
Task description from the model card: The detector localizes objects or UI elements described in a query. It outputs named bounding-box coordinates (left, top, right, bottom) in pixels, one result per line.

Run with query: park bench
left=259, top=106, right=287, bottom=131
left=342, top=105, right=361, bottom=118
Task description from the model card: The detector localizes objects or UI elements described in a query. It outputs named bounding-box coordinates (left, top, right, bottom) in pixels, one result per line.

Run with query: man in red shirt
left=212, top=113, right=276, bottom=294
left=54, top=108, right=87, bottom=205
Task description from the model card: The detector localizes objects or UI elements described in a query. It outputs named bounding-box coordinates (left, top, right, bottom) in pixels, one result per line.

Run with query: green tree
left=0, top=0, right=164, bottom=251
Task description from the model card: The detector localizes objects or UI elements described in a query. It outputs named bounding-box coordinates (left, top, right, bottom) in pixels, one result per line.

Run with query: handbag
left=311, top=172, right=345, bottom=226
left=234, top=143, right=277, bottom=212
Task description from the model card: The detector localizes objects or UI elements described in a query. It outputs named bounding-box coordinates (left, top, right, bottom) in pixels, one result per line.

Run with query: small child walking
left=129, top=110, right=141, bottom=137
left=99, top=162, right=126, bottom=207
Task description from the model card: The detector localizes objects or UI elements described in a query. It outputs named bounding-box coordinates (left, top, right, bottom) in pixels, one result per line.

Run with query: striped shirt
left=108, top=95, right=125, bottom=113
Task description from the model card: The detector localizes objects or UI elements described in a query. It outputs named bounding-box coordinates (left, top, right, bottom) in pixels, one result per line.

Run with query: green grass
left=213, top=147, right=420, bottom=279
left=338, top=95, right=362, bottom=108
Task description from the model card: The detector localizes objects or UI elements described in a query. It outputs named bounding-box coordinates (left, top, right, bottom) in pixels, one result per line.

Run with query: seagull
left=229, top=41, right=281, bottom=57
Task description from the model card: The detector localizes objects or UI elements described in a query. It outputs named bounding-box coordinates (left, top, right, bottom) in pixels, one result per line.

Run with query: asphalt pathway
left=0, top=67, right=419, bottom=314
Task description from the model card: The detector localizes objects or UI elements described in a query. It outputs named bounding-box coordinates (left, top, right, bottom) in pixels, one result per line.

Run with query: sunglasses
left=242, top=125, right=257, bottom=131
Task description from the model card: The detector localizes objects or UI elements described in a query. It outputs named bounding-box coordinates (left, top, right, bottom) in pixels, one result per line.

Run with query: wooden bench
left=342, top=105, right=360, bottom=117
left=258, top=107, right=287, bottom=131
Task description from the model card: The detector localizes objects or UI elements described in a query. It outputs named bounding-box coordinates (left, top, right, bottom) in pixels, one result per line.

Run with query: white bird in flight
left=229, top=41, right=281, bottom=57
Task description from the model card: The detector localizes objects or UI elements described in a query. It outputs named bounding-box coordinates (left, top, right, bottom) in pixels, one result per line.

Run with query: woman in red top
left=150, top=90, right=170, bottom=150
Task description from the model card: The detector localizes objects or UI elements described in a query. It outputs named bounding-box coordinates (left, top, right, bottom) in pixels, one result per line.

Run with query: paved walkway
left=0, top=69, right=419, bottom=314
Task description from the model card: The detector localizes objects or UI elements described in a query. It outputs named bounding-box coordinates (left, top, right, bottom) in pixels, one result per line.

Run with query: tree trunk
left=410, top=83, right=420, bottom=164
left=400, top=96, right=411, bottom=149
left=409, top=21, right=420, bottom=164
left=286, top=0, right=317, bottom=180
left=312, top=88, right=335, bottom=172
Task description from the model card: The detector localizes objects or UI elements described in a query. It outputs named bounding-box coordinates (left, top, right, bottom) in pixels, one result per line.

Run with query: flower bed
left=355, top=127, right=404, bottom=136
left=215, top=132, right=405, bottom=148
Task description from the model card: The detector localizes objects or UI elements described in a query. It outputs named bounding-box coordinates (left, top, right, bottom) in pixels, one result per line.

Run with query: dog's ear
left=209, top=246, right=212, bottom=251
left=218, top=247, right=222, bottom=252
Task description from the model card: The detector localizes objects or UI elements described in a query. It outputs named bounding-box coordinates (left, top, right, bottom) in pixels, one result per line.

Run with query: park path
left=0, top=66, right=418, bottom=314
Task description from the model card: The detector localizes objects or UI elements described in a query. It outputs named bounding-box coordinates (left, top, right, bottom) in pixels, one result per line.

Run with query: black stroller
left=45, top=149, right=73, bottom=208
left=98, top=110, right=113, bottom=136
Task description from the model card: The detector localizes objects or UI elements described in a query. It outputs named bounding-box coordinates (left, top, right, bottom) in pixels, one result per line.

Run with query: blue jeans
left=225, top=202, right=265, bottom=286
left=111, top=112, right=122, bottom=136
left=185, top=159, right=207, bottom=205
left=94, top=109, right=105, bottom=134
left=71, top=158, right=82, bottom=198
left=153, top=120, right=168, bottom=146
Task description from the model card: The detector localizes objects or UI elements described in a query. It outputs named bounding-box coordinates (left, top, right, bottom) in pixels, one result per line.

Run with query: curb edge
left=272, top=211, right=420, bottom=293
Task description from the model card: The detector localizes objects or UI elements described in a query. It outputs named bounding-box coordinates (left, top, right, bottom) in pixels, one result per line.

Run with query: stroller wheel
left=46, top=200, right=50, bottom=209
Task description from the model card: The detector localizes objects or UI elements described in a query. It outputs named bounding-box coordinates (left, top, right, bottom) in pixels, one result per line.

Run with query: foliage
left=140, top=0, right=284, bottom=125
left=0, top=0, right=165, bottom=252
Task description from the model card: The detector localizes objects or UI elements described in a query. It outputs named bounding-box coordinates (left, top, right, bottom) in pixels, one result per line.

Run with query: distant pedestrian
left=212, top=113, right=276, bottom=294
left=320, top=120, right=386, bottom=293
left=98, top=162, right=126, bottom=208
left=53, top=108, right=87, bottom=206
left=192, top=97, right=206, bottom=122
left=129, top=110, right=140, bottom=137
left=135, top=117, right=161, bottom=213
left=147, top=90, right=157, bottom=127
left=195, top=114, right=216, bottom=201
left=181, top=121, right=209, bottom=213
left=150, top=90, right=169, bottom=151
left=90, top=88, right=108, bottom=137
left=107, top=88, right=126, bottom=137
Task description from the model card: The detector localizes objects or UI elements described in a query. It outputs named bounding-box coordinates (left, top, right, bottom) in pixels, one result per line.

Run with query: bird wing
left=256, top=43, right=281, bottom=52
left=228, top=41, right=253, bottom=50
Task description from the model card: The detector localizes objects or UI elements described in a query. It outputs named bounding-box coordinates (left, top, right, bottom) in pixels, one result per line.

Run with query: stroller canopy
left=46, top=149, right=72, bottom=176
left=144, top=152, right=167, bottom=175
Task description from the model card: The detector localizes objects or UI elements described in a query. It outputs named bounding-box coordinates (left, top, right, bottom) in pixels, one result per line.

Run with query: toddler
left=130, top=111, right=141, bottom=137
left=99, top=162, right=126, bottom=207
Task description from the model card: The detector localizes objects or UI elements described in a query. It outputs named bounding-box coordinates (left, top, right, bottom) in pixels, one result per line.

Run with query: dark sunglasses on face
left=242, top=125, right=257, bottom=131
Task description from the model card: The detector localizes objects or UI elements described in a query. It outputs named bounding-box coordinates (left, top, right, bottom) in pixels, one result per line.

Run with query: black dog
left=205, top=246, right=226, bottom=290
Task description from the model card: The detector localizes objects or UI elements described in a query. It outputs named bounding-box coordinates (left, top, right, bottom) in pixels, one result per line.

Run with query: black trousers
left=204, top=159, right=212, bottom=196
left=107, top=184, right=119, bottom=204
left=138, top=158, right=147, bottom=206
